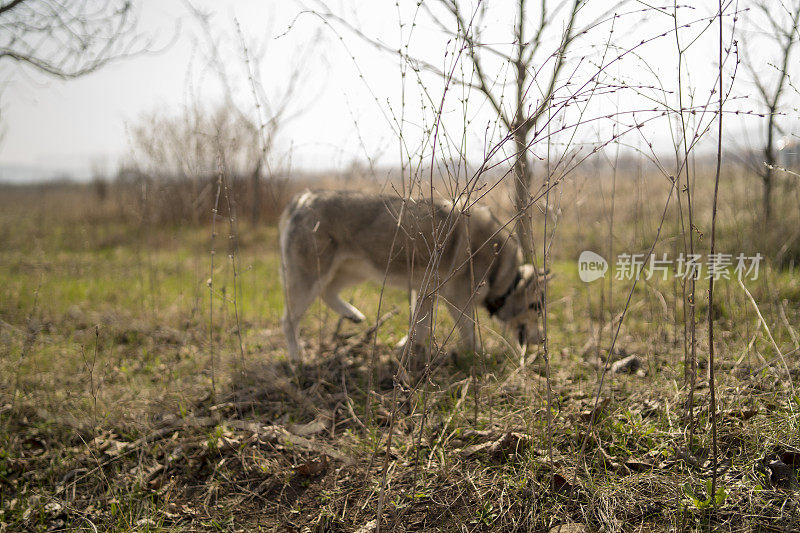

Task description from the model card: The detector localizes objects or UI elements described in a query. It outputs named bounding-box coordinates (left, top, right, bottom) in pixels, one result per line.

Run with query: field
left=1, top=170, right=800, bottom=532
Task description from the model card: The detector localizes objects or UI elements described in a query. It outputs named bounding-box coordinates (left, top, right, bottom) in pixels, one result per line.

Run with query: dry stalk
left=208, top=164, right=223, bottom=398
left=707, top=0, right=724, bottom=506
left=738, top=277, right=796, bottom=400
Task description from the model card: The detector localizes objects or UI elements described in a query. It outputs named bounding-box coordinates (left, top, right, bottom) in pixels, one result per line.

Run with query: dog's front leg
left=443, top=288, right=481, bottom=354
left=396, top=291, right=434, bottom=358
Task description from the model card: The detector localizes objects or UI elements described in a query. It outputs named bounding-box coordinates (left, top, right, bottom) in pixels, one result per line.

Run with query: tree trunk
left=251, top=159, right=262, bottom=226
left=512, top=1, right=534, bottom=263
left=763, top=167, right=773, bottom=225
left=513, top=128, right=535, bottom=263
left=763, top=123, right=775, bottom=225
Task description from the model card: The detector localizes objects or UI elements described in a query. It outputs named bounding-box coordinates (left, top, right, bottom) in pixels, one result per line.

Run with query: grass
left=1, top=177, right=800, bottom=531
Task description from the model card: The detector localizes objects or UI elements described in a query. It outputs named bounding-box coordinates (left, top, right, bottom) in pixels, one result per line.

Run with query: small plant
left=683, top=478, right=728, bottom=511
left=0, top=449, right=9, bottom=480
left=471, top=501, right=498, bottom=527
left=206, top=425, right=225, bottom=452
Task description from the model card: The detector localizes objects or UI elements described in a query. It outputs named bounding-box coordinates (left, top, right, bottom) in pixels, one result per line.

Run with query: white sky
left=0, top=0, right=791, bottom=182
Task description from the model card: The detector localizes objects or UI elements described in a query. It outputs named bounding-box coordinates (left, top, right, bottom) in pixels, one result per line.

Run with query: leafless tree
left=185, top=2, right=303, bottom=225
left=426, top=0, right=584, bottom=261
left=127, top=4, right=308, bottom=226
left=0, top=0, right=141, bottom=79
left=311, top=0, right=623, bottom=261
left=129, top=104, right=261, bottom=180
left=743, top=0, right=800, bottom=223
left=124, top=100, right=296, bottom=226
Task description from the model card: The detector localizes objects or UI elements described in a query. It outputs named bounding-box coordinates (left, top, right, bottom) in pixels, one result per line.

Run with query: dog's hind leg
left=322, top=289, right=366, bottom=323
left=320, top=267, right=366, bottom=323
left=282, top=277, right=318, bottom=362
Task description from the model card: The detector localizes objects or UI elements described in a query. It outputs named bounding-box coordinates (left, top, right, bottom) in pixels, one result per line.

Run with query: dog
left=279, top=190, right=546, bottom=362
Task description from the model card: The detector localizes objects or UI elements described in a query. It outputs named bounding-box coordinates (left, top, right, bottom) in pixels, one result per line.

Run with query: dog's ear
left=516, top=264, right=537, bottom=288
left=516, top=265, right=553, bottom=291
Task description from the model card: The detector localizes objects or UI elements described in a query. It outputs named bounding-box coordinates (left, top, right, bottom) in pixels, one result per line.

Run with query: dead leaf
left=489, top=432, right=531, bottom=458
left=780, top=450, right=800, bottom=467
left=460, top=432, right=531, bottom=461
left=43, top=501, right=63, bottom=515
left=611, top=354, right=643, bottom=374
left=294, top=455, right=328, bottom=477
left=767, top=459, right=798, bottom=490
left=726, top=408, right=759, bottom=421
left=354, top=519, right=377, bottom=533
left=640, top=399, right=661, bottom=418
left=288, top=418, right=328, bottom=437
left=625, top=458, right=655, bottom=473
left=579, top=397, right=611, bottom=423
left=550, top=524, right=586, bottom=533
left=551, top=472, right=576, bottom=495
left=459, top=440, right=493, bottom=458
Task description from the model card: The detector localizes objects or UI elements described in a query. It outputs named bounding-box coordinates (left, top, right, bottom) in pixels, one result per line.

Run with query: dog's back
left=280, top=190, right=508, bottom=278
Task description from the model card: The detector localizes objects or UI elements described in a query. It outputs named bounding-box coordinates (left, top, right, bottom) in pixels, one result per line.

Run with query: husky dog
left=279, top=190, right=546, bottom=362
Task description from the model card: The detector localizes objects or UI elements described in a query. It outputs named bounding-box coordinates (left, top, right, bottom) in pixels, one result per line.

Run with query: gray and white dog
left=279, top=190, right=545, bottom=361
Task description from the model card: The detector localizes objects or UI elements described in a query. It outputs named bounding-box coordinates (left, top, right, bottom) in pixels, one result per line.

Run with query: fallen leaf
left=767, top=459, right=798, bottom=490
left=354, top=518, right=377, bottom=533
left=725, top=408, right=759, bottom=421
left=460, top=432, right=531, bottom=461
left=625, top=458, right=655, bottom=473
left=549, top=524, right=586, bottom=533
left=551, top=472, right=576, bottom=495
left=579, top=397, right=611, bottom=423
left=294, top=455, right=328, bottom=477
left=780, top=450, right=800, bottom=467
left=611, top=355, right=643, bottom=374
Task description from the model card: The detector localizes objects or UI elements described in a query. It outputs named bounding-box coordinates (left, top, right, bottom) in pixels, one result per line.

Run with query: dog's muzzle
left=517, top=324, right=527, bottom=346
left=516, top=318, right=542, bottom=347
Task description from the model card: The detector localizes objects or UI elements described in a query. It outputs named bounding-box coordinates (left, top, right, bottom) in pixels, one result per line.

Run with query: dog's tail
left=279, top=189, right=305, bottom=233
left=278, top=189, right=314, bottom=285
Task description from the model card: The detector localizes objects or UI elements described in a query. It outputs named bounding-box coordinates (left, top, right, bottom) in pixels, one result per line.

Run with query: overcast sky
left=0, top=0, right=790, bottom=182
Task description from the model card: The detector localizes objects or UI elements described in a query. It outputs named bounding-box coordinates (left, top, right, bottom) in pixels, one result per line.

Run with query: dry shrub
left=117, top=171, right=293, bottom=227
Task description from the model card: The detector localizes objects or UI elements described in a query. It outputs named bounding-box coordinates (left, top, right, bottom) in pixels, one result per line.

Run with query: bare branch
left=0, top=0, right=143, bottom=80
left=521, top=0, right=581, bottom=131
left=742, top=0, right=800, bottom=219
left=444, top=0, right=513, bottom=129
left=0, top=0, right=26, bottom=15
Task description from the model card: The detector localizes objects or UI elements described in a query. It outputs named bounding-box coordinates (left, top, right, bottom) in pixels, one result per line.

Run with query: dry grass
left=1, top=167, right=800, bottom=531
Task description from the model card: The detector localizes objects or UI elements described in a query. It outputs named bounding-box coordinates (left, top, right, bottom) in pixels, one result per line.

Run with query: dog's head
left=493, top=264, right=548, bottom=347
